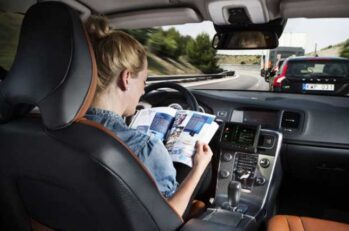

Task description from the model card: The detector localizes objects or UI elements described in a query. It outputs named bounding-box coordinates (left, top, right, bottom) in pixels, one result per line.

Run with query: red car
left=273, top=57, right=349, bottom=95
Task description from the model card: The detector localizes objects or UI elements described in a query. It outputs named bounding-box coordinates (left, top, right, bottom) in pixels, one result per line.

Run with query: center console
left=215, top=122, right=282, bottom=216
left=186, top=122, right=283, bottom=230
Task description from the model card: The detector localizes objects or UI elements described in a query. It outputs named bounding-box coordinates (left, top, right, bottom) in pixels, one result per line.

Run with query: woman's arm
left=167, top=141, right=213, bottom=217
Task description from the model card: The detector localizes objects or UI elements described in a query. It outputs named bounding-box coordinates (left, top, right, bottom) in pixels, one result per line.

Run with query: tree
left=166, top=28, right=182, bottom=59
left=178, top=35, right=192, bottom=58
left=340, top=39, right=349, bottom=59
left=122, top=28, right=157, bottom=45
left=148, top=29, right=178, bottom=59
left=147, top=27, right=192, bottom=60
left=186, top=33, right=222, bottom=74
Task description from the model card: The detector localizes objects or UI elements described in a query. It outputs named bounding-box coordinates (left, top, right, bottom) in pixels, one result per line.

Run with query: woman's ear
left=118, top=69, right=131, bottom=91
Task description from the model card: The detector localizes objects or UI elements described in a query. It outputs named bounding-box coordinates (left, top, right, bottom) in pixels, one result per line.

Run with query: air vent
left=281, top=111, right=300, bottom=129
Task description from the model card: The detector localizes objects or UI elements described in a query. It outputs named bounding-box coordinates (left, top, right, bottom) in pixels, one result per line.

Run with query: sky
left=163, top=18, right=349, bottom=55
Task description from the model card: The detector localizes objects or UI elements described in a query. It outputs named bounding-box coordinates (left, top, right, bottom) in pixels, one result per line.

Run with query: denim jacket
left=85, top=107, right=178, bottom=198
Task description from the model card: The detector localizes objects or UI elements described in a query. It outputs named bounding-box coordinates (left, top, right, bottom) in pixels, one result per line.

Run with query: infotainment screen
left=220, top=122, right=261, bottom=153
left=231, top=110, right=278, bottom=129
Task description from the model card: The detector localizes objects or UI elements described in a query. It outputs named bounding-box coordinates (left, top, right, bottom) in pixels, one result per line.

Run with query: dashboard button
left=217, top=111, right=228, bottom=117
left=256, top=177, right=266, bottom=185
left=263, top=135, right=275, bottom=148
left=259, top=158, right=270, bottom=168
left=219, top=170, right=230, bottom=179
left=223, top=153, right=233, bottom=162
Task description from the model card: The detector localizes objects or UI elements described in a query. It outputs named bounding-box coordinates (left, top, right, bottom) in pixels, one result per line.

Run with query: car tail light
left=273, top=63, right=288, bottom=88
left=274, top=76, right=286, bottom=87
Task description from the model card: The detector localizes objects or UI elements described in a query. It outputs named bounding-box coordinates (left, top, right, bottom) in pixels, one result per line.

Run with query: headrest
left=0, top=2, right=96, bottom=130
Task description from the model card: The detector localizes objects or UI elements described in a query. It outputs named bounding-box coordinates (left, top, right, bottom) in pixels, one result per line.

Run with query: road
left=184, top=64, right=270, bottom=91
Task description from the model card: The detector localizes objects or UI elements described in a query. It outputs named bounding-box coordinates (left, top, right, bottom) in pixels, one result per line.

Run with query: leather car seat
left=268, top=215, right=349, bottom=231
left=0, top=2, right=183, bottom=231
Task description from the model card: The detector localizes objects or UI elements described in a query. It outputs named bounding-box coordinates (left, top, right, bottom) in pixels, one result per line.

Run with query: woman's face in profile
left=238, top=32, right=266, bottom=48
left=124, top=60, right=148, bottom=116
left=240, top=39, right=259, bottom=48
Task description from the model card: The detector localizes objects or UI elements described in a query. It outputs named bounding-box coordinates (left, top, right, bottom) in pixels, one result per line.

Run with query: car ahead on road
left=273, top=57, right=349, bottom=95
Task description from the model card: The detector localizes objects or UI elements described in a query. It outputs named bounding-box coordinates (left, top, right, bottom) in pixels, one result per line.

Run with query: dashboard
left=195, top=90, right=349, bottom=188
left=144, top=88, right=349, bottom=177
left=143, top=89, right=349, bottom=147
left=143, top=88, right=349, bottom=224
left=192, top=90, right=349, bottom=146
left=144, top=89, right=349, bottom=146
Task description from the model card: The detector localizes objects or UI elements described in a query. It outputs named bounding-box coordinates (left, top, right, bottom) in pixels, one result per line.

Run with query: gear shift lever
left=228, top=181, right=241, bottom=209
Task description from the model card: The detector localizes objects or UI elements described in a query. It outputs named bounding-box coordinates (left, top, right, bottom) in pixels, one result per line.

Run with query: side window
left=0, top=12, right=23, bottom=80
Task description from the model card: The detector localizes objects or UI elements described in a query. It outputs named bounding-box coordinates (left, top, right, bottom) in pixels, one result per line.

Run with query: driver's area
left=0, top=2, right=284, bottom=230
left=143, top=88, right=283, bottom=230
left=0, top=2, right=183, bottom=230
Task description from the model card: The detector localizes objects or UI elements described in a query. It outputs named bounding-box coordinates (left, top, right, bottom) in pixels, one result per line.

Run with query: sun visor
left=108, top=8, right=202, bottom=29
left=281, top=0, right=349, bottom=18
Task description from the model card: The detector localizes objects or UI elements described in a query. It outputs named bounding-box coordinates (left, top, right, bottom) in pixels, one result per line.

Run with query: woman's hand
left=167, top=140, right=213, bottom=217
left=193, top=141, right=213, bottom=172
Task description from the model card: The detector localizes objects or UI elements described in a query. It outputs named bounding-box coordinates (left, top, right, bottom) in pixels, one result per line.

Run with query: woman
left=84, top=17, right=213, bottom=217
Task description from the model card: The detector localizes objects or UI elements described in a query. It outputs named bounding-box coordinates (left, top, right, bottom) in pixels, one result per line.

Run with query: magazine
left=130, top=107, right=219, bottom=167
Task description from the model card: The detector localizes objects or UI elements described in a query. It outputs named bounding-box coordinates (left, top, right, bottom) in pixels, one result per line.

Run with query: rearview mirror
left=212, top=31, right=279, bottom=50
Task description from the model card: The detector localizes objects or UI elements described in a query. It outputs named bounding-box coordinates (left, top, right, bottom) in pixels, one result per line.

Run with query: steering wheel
left=143, top=82, right=200, bottom=111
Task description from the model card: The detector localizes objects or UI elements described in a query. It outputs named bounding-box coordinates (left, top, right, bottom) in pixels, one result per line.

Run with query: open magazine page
left=129, top=107, right=177, bottom=141
left=165, top=110, right=218, bottom=167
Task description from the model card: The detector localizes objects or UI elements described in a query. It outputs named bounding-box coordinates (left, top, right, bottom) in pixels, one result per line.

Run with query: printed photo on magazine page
left=130, top=107, right=219, bottom=167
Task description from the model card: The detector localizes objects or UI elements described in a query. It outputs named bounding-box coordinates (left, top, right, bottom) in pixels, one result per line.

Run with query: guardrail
left=147, top=71, right=235, bottom=83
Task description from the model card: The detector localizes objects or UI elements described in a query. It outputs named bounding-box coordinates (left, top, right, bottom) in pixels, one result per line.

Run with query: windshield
left=131, top=18, right=349, bottom=96
left=1, top=15, right=349, bottom=96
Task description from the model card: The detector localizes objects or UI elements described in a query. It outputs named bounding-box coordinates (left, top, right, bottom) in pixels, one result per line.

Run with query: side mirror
left=212, top=31, right=279, bottom=50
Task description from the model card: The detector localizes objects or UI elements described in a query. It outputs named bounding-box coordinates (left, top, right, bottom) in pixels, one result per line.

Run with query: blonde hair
left=85, top=16, right=146, bottom=95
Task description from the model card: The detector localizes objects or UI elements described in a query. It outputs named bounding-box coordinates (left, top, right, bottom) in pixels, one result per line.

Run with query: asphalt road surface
left=184, top=64, right=270, bottom=91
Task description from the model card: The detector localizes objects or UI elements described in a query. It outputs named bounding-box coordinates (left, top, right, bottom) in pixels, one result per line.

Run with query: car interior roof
left=1, top=0, right=349, bottom=29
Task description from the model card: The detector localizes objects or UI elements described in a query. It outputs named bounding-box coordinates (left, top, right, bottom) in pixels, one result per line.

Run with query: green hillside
left=148, top=54, right=201, bottom=75
left=307, top=41, right=345, bottom=57
left=217, top=54, right=261, bottom=65
left=0, top=13, right=206, bottom=75
left=0, top=12, right=201, bottom=75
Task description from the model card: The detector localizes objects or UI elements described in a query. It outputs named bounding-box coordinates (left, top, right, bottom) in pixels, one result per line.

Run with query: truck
left=261, top=46, right=305, bottom=82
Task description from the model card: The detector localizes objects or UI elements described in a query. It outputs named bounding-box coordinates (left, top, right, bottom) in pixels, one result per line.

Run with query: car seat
left=268, top=215, right=349, bottom=231
left=0, top=2, right=183, bottom=230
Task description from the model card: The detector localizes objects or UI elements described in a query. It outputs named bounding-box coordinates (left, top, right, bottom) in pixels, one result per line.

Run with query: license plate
left=302, top=83, right=334, bottom=91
